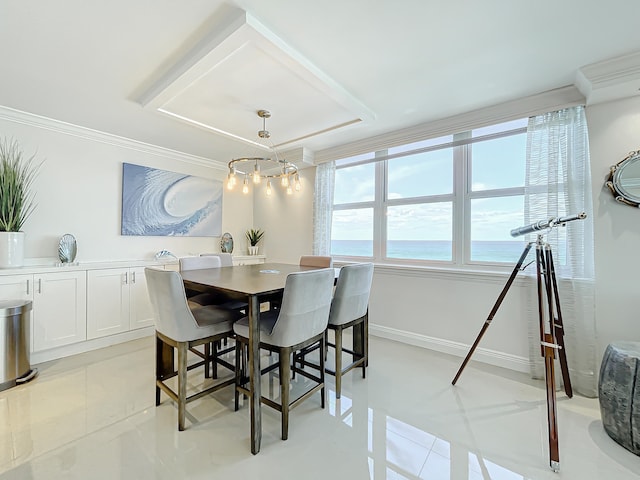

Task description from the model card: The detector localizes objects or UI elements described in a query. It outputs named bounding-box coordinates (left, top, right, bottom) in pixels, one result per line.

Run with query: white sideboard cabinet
left=233, top=255, right=266, bottom=266
left=0, top=271, right=87, bottom=352
left=86, top=266, right=154, bottom=340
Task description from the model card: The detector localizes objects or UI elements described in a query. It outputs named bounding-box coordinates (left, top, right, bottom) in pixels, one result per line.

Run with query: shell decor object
left=58, top=234, right=77, bottom=264
left=220, top=232, right=234, bottom=253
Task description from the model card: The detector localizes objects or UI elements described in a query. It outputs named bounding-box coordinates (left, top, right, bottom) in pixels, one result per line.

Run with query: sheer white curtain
left=524, top=105, right=597, bottom=397
left=312, top=161, right=335, bottom=255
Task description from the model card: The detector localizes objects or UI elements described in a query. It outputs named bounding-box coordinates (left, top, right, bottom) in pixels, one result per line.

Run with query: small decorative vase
left=0, top=231, right=25, bottom=268
left=248, top=246, right=259, bottom=256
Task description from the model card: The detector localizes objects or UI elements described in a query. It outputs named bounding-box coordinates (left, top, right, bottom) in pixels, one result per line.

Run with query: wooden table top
left=179, top=262, right=325, bottom=296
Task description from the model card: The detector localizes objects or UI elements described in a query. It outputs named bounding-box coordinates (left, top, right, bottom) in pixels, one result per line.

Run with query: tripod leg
left=543, top=333, right=560, bottom=472
left=546, top=247, right=573, bottom=398
left=452, top=243, right=533, bottom=385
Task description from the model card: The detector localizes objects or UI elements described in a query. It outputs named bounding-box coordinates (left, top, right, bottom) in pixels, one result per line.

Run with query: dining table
left=178, top=262, right=344, bottom=454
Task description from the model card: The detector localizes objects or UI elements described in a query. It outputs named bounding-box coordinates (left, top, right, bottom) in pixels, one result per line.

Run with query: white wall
left=252, top=167, right=315, bottom=263
left=586, top=96, right=640, bottom=360
left=0, top=110, right=254, bottom=262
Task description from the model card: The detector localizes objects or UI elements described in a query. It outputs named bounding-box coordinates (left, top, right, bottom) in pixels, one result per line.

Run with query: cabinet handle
left=26, top=279, right=30, bottom=295
left=38, top=278, right=42, bottom=294
left=124, top=272, right=128, bottom=285
left=131, top=271, right=136, bottom=284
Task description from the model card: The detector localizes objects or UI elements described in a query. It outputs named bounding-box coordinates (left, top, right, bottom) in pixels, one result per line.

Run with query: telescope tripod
left=452, top=234, right=572, bottom=473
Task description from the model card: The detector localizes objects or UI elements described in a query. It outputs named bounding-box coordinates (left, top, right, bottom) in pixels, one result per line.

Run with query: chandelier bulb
left=281, top=175, right=289, bottom=187
left=294, top=173, right=301, bottom=191
left=242, top=176, right=249, bottom=194
left=253, top=161, right=261, bottom=184
left=266, top=179, right=272, bottom=196
left=286, top=185, right=293, bottom=195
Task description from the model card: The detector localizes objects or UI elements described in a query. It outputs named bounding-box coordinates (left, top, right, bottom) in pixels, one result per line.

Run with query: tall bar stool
left=145, top=268, right=238, bottom=431
left=299, top=255, right=333, bottom=268
left=233, top=268, right=335, bottom=440
left=299, top=263, right=374, bottom=398
left=179, top=256, right=246, bottom=377
left=200, top=252, right=234, bottom=267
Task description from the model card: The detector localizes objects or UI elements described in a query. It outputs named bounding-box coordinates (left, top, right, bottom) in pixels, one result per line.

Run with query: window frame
left=331, top=123, right=528, bottom=269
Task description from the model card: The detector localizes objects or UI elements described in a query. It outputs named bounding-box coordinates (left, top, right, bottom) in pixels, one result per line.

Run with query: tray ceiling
left=138, top=7, right=374, bottom=151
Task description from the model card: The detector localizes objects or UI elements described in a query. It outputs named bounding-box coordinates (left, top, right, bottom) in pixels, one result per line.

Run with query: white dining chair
left=200, top=252, right=233, bottom=267
left=145, top=267, right=237, bottom=431
left=233, top=268, right=335, bottom=440
left=325, top=262, right=374, bottom=398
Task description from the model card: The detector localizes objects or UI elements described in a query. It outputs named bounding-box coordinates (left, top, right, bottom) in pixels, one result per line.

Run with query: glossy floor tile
left=0, top=335, right=639, bottom=479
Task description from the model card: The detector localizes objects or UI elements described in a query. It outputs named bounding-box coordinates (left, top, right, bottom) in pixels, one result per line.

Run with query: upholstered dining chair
left=299, top=255, right=333, bottom=268
left=145, top=267, right=238, bottom=431
left=200, top=252, right=233, bottom=267
left=233, top=268, right=335, bottom=440
left=179, top=255, right=247, bottom=311
left=268, top=255, right=334, bottom=313
left=325, top=262, right=374, bottom=398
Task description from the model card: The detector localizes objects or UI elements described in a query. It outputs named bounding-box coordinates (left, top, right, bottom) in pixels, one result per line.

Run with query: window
left=330, top=119, right=529, bottom=266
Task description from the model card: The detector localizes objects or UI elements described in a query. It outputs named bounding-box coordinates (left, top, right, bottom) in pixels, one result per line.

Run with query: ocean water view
left=331, top=240, right=529, bottom=263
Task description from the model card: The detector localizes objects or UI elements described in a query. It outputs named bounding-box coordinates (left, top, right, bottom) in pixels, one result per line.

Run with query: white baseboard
left=369, top=324, right=531, bottom=373
left=31, top=327, right=154, bottom=365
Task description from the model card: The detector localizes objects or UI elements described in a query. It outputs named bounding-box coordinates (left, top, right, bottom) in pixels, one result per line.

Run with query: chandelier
left=226, top=110, right=301, bottom=196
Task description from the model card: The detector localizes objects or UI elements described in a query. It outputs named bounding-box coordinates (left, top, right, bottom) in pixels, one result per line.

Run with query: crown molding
left=314, top=85, right=584, bottom=164
left=0, top=105, right=226, bottom=171
left=576, top=50, right=640, bottom=105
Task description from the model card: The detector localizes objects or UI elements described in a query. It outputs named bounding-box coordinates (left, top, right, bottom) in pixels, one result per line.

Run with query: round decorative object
left=220, top=232, right=234, bottom=253
left=599, top=341, right=640, bottom=455
left=58, top=234, right=77, bottom=264
left=606, top=150, right=640, bottom=207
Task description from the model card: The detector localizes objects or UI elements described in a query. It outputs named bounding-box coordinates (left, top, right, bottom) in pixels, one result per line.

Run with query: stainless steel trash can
left=0, top=299, right=37, bottom=392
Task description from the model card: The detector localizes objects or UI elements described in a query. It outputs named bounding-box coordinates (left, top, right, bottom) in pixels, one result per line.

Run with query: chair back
left=179, top=255, right=221, bottom=271
left=144, top=268, right=201, bottom=342
left=329, top=263, right=374, bottom=326
left=299, top=255, right=333, bottom=268
left=269, top=268, right=335, bottom=347
left=200, top=252, right=233, bottom=267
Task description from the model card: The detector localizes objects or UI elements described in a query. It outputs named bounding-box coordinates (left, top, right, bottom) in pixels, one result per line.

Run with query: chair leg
left=334, top=326, right=343, bottom=399
left=319, top=336, right=326, bottom=409
left=280, top=347, right=291, bottom=441
left=234, top=339, right=242, bottom=411
left=362, top=317, right=368, bottom=377
left=155, top=335, right=163, bottom=406
left=212, top=341, right=219, bottom=379
left=177, top=342, right=188, bottom=431
left=204, top=343, right=211, bottom=378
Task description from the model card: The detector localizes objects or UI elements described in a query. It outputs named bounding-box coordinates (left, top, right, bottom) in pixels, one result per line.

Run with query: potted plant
left=245, top=228, right=264, bottom=255
left=0, top=138, right=41, bottom=268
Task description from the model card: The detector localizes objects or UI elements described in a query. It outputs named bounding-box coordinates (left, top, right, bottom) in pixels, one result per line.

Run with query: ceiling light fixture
left=227, top=110, right=300, bottom=195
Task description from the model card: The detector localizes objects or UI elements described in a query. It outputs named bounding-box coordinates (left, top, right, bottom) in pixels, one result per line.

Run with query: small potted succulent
left=245, top=228, right=264, bottom=255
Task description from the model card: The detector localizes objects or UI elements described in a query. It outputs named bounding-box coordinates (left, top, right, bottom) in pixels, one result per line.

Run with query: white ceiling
left=2, top=0, right=640, bottom=168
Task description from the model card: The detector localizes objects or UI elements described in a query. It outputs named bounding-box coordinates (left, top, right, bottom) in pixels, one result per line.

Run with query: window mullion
left=453, top=132, right=468, bottom=266
left=374, top=151, right=386, bottom=262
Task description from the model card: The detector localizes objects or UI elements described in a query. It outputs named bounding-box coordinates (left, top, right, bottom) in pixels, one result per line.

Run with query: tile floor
left=0, top=335, right=639, bottom=479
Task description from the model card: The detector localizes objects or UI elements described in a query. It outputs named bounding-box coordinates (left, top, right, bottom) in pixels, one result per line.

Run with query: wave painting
left=121, top=163, right=222, bottom=237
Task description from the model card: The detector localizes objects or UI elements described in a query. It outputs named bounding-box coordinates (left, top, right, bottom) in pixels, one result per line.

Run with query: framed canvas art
left=121, top=163, right=223, bottom=236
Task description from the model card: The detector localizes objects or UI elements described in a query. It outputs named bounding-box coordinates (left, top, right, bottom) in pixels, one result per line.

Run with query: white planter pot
left=0, top=231, right=25, bottom=268
left=248, top=246, right=259, bottom=255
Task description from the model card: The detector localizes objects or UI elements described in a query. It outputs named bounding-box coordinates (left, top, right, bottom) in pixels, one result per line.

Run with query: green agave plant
left=0, top=138, right=41, bottom=232
left=245, top=228, right=264, bottom=246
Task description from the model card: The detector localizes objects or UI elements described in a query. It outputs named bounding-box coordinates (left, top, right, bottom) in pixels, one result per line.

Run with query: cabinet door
left=32, top=271, right=87, bottom=352
left=87, top=268, right=130, bottom=339
left=0, top=274, right=33, bottom=302
left=129, top=267, right=154, bottom=330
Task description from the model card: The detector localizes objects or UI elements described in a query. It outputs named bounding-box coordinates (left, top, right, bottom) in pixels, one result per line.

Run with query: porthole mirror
left=606, top=150, right=640, bottom=207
